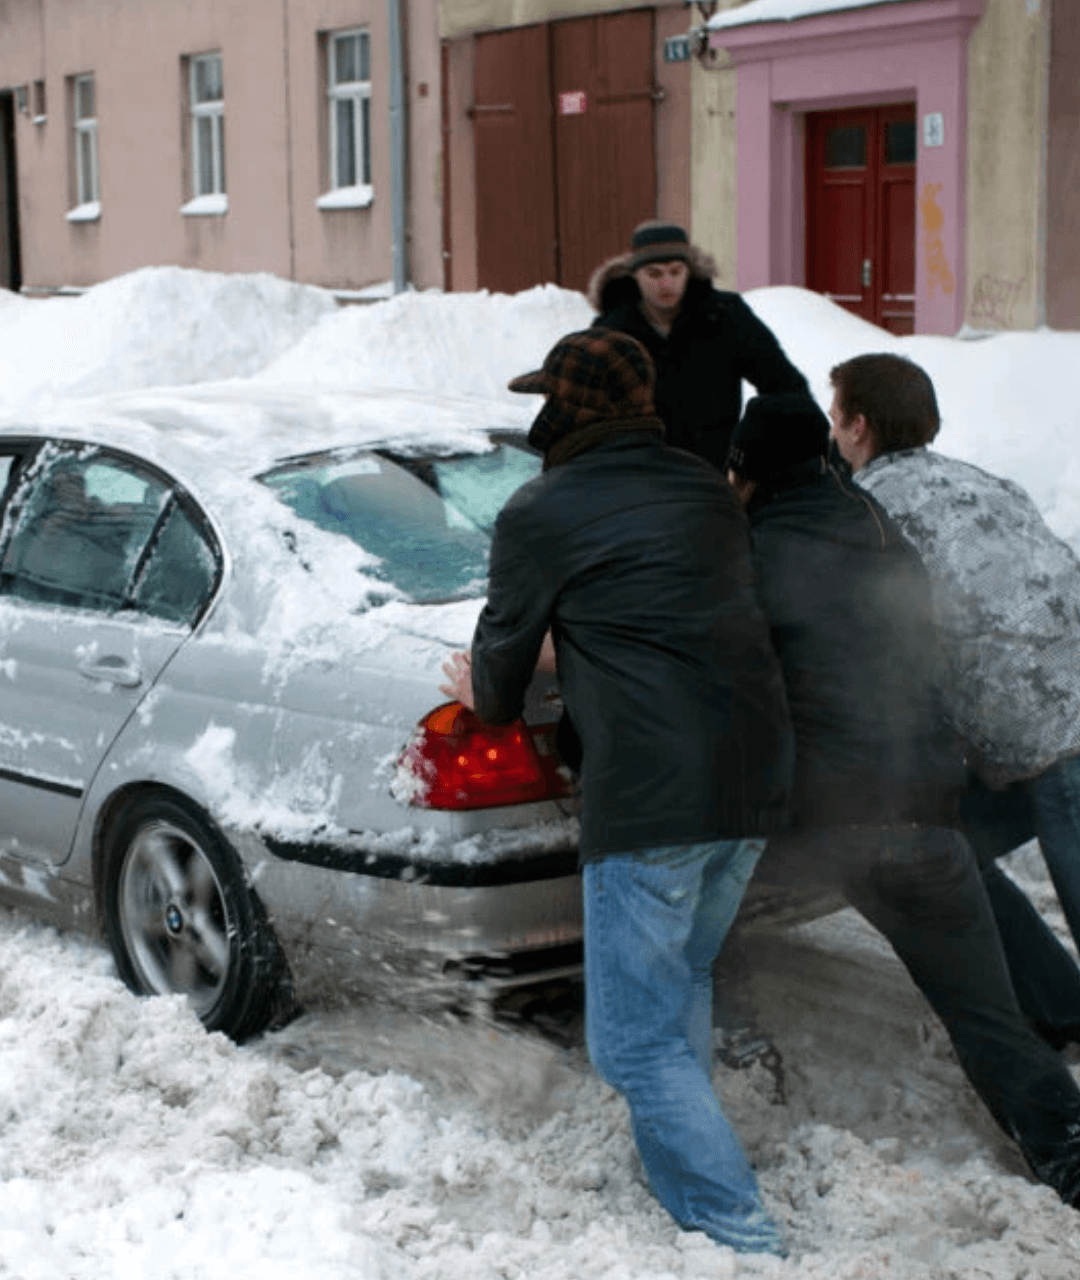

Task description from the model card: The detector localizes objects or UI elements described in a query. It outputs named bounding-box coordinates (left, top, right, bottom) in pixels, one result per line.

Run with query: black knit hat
left=727, top=393, right=831, bottom=483
left=628, top=221, right=691, bottom=271
left=509, top=329, right=657, bottom=456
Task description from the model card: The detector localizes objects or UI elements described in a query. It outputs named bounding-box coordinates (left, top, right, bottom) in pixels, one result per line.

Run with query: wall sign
left=559, top=91, right=587, bottom=116
left=922, top=112, right=945, bottom=148
left=663, top=35, right=691, bottom=63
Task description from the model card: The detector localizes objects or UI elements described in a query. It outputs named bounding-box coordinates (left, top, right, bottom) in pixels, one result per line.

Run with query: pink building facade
left=0, top=0, right=444, bottom=295
left=710, top=0, right=984, bottom=335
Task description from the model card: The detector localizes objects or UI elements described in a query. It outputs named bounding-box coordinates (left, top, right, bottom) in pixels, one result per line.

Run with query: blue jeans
left=582, top=839, right=785, bottom=1256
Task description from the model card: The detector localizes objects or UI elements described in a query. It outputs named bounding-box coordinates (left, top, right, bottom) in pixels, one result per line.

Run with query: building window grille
left=190, top=52, right=225, bottom=197
left=328, top=29, right=371, bottom=191
left=73, top=74, right=98, bottom=206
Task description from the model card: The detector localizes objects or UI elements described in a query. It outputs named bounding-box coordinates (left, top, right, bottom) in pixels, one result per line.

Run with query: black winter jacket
left=747, top=461, right=967, bottom=830
left=470, top=431, right=794, bottom=861
left=590, top=265, right=808, bottom=470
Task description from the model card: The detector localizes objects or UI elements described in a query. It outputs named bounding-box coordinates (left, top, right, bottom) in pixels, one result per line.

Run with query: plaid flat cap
left=509, top=329, right=656, bottom=455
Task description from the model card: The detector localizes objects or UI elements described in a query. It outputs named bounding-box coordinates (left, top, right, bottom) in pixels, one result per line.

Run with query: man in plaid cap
left=441, top=328, right=795, bottom=1257
left=589, top=220, right=808, bottom=471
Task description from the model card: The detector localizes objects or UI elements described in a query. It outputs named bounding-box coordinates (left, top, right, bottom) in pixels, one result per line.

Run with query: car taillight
left=400, top=701, right=573, bottom=810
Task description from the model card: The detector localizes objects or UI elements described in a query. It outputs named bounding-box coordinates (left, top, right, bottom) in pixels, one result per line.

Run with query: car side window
left=131, top=500, right=219, bottom=624
left=0, top=450, right=170, bottom=612
left=0, top=455, right=17, bottom=501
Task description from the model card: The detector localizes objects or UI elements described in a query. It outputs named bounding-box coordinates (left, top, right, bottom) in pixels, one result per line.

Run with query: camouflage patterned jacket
left=856, top=447, right=1080, bottom=786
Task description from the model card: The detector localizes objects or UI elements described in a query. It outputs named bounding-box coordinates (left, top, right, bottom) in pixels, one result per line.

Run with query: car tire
left=102, top=791, right=293, bottom=1041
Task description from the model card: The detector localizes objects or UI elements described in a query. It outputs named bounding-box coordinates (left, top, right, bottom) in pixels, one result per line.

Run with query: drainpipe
left=387, top=0, right=408, bottom=293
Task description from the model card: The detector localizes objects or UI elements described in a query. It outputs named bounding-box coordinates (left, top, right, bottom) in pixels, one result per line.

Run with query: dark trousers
left=960, top=773, right=1080, bottom=1045
left=766, top=825, right=1080, bottom=1203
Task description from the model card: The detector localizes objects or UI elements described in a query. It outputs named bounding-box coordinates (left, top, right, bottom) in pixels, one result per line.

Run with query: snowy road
left=1, top=845, right=1078, bottom=1279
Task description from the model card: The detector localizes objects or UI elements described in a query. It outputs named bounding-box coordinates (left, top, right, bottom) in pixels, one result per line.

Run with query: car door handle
left=77, top=655, right=143, bottom=688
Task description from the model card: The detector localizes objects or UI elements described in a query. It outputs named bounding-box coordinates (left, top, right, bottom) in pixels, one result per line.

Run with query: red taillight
left=400, top=701, right=573, bottom=810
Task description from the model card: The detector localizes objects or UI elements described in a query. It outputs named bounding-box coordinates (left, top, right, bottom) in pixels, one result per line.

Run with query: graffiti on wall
left=919, top=183, right=955, bottom=298
left=969, top=275, right=1026, bottom=329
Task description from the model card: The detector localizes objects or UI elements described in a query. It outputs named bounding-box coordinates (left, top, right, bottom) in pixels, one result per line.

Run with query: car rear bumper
left=239, top=826, right=584, bottom=1008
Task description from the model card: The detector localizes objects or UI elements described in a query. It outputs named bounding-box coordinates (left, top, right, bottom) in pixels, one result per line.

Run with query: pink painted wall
left=0, top=0, right=445, bottom=292
left=711, top=0, right=985, bottom=335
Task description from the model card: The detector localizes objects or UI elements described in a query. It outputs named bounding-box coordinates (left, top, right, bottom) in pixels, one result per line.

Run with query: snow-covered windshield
left=260, top=440, right=540, bottom=603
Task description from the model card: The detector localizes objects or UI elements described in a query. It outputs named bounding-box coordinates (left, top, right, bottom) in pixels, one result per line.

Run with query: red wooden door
left=551, top=10, right=657, bottom=293
left=806, top=105, right=916, bottom=334
left=473, top=26, right=558, bottom=294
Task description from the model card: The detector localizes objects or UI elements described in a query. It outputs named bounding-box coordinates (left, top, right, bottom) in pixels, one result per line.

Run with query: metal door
left=806, top=105, right=916, bottom=334
left=473, top=25, right=558, bottom=294
left=552, top=9, right=657, bottom=293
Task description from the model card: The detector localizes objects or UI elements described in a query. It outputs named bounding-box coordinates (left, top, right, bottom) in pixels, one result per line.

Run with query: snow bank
left=255, top=283, right=593, bottom=405
left=0, top=268, right=336, bottom=413
left=745, top=286, right=1080, bottom=550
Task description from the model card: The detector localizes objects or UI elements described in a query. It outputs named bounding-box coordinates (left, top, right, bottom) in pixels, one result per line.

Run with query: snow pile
left=1, top=268, right=336, bottom=413
left=746, top=286, right=1080, bottom=550
left=256, top=283, right=593, bottom=404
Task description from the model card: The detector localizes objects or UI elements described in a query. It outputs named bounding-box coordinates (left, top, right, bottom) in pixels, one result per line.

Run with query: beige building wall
left=964, top=0, right=1048, bottom=330
left=0, top=0, right=445, bottom=293
left=688, top=0, right=741, bottom=289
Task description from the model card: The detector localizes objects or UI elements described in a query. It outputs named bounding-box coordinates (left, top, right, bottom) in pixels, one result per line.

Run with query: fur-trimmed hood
left=587, top=242, right=718, bottom=314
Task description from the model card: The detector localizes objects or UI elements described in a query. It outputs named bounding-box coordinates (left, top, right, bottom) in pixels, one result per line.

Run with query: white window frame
left=69, top=73, right=99, bottom=219
left=188, top=52, right=225, bottom=204
left=319, top=27, right=373, bottom=210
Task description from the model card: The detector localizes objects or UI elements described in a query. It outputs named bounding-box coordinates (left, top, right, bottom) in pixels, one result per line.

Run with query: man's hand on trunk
left=439, top=650, right=475, bottom=711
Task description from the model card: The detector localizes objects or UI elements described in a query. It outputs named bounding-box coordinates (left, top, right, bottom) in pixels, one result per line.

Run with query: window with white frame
left=72, top=74, right=98, bottom=210
left=324, top=28, right=371, bottom=205
left=189, top=52, right=225, bottom=200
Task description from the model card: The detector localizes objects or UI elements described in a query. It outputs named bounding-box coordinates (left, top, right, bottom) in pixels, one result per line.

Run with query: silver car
left=0, top=406, right=586, bottom=1039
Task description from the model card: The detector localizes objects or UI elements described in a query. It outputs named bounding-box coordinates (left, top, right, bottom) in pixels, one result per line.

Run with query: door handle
left=862, top=258, right=873, bottom=288
left=78, top=655, right=143, bottom=688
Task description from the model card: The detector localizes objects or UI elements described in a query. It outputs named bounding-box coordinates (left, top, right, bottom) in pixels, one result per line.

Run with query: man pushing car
left=440, top=328, right=795, bottom=1257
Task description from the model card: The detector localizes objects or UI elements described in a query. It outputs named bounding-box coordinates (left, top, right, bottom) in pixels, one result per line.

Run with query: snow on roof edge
left=708, top=0, right=910, bottom=31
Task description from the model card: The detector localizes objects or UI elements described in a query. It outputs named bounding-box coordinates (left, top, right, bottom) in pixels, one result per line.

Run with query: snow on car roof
left=0, top=382, right=525, bottom=505
left=0, top=265, right=593, bottom=514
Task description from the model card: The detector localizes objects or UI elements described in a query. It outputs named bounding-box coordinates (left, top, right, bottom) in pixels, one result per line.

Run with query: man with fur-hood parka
left=589, top=221, right=809, bottom=470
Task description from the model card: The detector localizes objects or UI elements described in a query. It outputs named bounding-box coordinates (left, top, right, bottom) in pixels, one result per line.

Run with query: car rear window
left=260, top=442, right=540, bottom=603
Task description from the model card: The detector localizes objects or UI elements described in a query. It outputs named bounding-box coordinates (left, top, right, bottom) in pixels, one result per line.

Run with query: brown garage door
left=473, top=25, right=558, bottom=295
left=474, top=11, right=657, bottom=296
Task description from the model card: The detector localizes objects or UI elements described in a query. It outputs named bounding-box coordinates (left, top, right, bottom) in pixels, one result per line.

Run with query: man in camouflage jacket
left=829, top=351, right=1080, bottom=1051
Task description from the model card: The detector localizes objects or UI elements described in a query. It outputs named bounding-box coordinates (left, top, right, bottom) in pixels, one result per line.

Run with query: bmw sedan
left=0, top=399, right=585, bottom=1040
